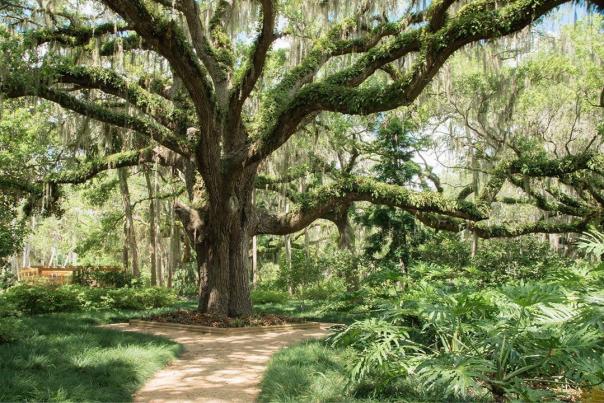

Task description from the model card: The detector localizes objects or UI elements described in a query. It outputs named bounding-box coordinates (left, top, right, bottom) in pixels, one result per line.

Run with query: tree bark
left=177, top=172, right=255, bottom=317
left=144, top=167, right=158, bottom=286
left=118, top=167, right=140, bottom=276
left=154, top=165, right=164, bottom=286
left=335, top=206, right=355, bottom=252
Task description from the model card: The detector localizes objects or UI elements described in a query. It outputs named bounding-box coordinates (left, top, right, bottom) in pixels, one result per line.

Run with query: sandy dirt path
left=105, top=323, right=329, bottom=403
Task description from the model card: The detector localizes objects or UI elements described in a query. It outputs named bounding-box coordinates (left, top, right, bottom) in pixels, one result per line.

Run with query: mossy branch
left=414, top=212, right=591, bottom=238
left=25, top=22, right=129, bottom=47
left=101, top=0, right=217, bottom=125
left=53, top=64, right=175, bottom=128
left=248, top=0, right=569, bottom=166
left=255, top=176, right=487, bottom=235
left=1, top=74, right=188, bottom=155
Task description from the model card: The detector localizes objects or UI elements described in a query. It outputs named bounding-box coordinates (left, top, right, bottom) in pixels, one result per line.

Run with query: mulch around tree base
left=145, top=309, right=306, bottom=328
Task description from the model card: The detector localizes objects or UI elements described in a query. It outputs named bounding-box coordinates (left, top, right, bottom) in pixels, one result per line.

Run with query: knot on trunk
left=227, top=195, right=239, bottom=214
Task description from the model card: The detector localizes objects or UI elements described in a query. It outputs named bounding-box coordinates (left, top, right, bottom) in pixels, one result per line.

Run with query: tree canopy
left=1, top=0, right=603, bottom=315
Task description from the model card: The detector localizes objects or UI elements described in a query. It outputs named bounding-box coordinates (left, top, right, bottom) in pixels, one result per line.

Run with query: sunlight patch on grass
left=258, top=340, right=370, bottom=403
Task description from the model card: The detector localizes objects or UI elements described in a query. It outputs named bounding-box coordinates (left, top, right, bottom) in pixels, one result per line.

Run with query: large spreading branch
left=1, top=77, right=188, bottom=155
left=180, top=0, right=228, bottom=99
left=255, top=147, right=604, bottom=237
left=231, top=0, right=276, bottom=111
left=48, top=146, right=188, bottom=185
left=0, top=146, right=186, bottom=206
left=246, top=0, right=568, bottom=165
left=25, top=22, right=130, bottom=47
left=414, top=211, right=591, bottom=238
left=100, top=0, right=217, bottom=126
left=255, top=176, right=487, bottom=235
left=52, top=64, right=176, bottom=129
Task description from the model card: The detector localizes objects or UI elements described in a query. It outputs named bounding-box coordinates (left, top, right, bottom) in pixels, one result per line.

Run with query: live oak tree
left=1, top=0, right=603, bottom=316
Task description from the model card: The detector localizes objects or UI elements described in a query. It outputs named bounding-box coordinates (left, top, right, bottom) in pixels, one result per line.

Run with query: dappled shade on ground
left=107, top=322, right=328, bottom=402
left=0, top=311, right=181, bottom=402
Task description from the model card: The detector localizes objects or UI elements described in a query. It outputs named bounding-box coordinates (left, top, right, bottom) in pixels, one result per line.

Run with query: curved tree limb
left=1, top=78, right=188, bottom=155
left=255, top=176, right=487, bottom=235
left=100, top=0, right=217, bottom=126
left=247, top=0, right=568, bottom=166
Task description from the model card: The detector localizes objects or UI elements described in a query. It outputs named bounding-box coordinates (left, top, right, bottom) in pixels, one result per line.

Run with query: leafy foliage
left=578, top=229, right=604, bottom=261
left=251, top=289, right=290, bottom=304
left=72, top=268, right=135, bottom=288
left=328, top=262, right=604, bottom=401
left=2, top=284, right=177, bottom=314
left=357, top=117, right=429, bottom=268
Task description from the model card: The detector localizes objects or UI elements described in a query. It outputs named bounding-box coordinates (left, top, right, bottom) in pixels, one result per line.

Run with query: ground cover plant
left=260, top=260, right=604, bottom=402
left=0, top=305, right=190, bottom=402
left=2, top=284, right=177, bottom=314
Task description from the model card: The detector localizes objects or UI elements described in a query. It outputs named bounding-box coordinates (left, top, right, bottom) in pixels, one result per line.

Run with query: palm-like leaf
left=577, top=230, right=604, bottom=260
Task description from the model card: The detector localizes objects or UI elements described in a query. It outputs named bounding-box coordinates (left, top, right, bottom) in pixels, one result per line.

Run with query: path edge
left=129, top=319, right=322, bottom=335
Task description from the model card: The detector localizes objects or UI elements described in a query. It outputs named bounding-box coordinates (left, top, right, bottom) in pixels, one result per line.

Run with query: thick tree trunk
left=181, top=177, right=255, bottom=317
left=191, top=219, right=253, bottom=317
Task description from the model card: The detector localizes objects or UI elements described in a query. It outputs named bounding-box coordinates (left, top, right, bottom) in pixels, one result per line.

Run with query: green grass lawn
left=0, top=302, right=196, bottom=402
left=0, top=297, right=359, bottom=402
left=256, top=302, right=385, bottom=403
left=258, top=340, right=389, bottom=403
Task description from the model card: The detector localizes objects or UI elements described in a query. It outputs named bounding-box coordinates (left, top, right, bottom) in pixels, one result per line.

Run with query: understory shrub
left=471, top=236, right=569, bottom=282
left=251, top=289, right=289, bottom=304
left=297, top=279, right=346, bottom=301
left=413, top=232, right=471, bottom=267
left=172, top=261, right=198, bottom=297
left=414, top=234, right=569, bottom=284
left=3, top=284, right=177, bottom=314
left=329, top=262, right=604, bottom=401
left=276, top=249, right=324, bottom=292
left=3, top=284, right=81, bottom=314
left=72, top=268, right=135, bottom=288
left=103, top=287, right=176, bottom=310
left=0, top=266, right=16, bottom=290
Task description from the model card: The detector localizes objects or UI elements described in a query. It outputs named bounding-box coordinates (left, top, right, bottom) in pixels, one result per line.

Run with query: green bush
left=103, top=287, right=176, bottom=310
left=297, top=279, right=346, bottom=301
left=413, top=232, right=471, bottom=267
left=251, top=289, right=289, bottom=304
left=72, top=268, right=134, bottom=288
left=172, top=262, right=198, bottom=297
left=0, top=295, right=19, bottom=318
left=4, top=284, right=80, bottom=314
left=0, top=266, right=16, bottom=290
left=277, top=249, right=324, bottom=293
left=471, top=236, right=568, bottom=282
left=3, top=284, right=177, bottom=314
